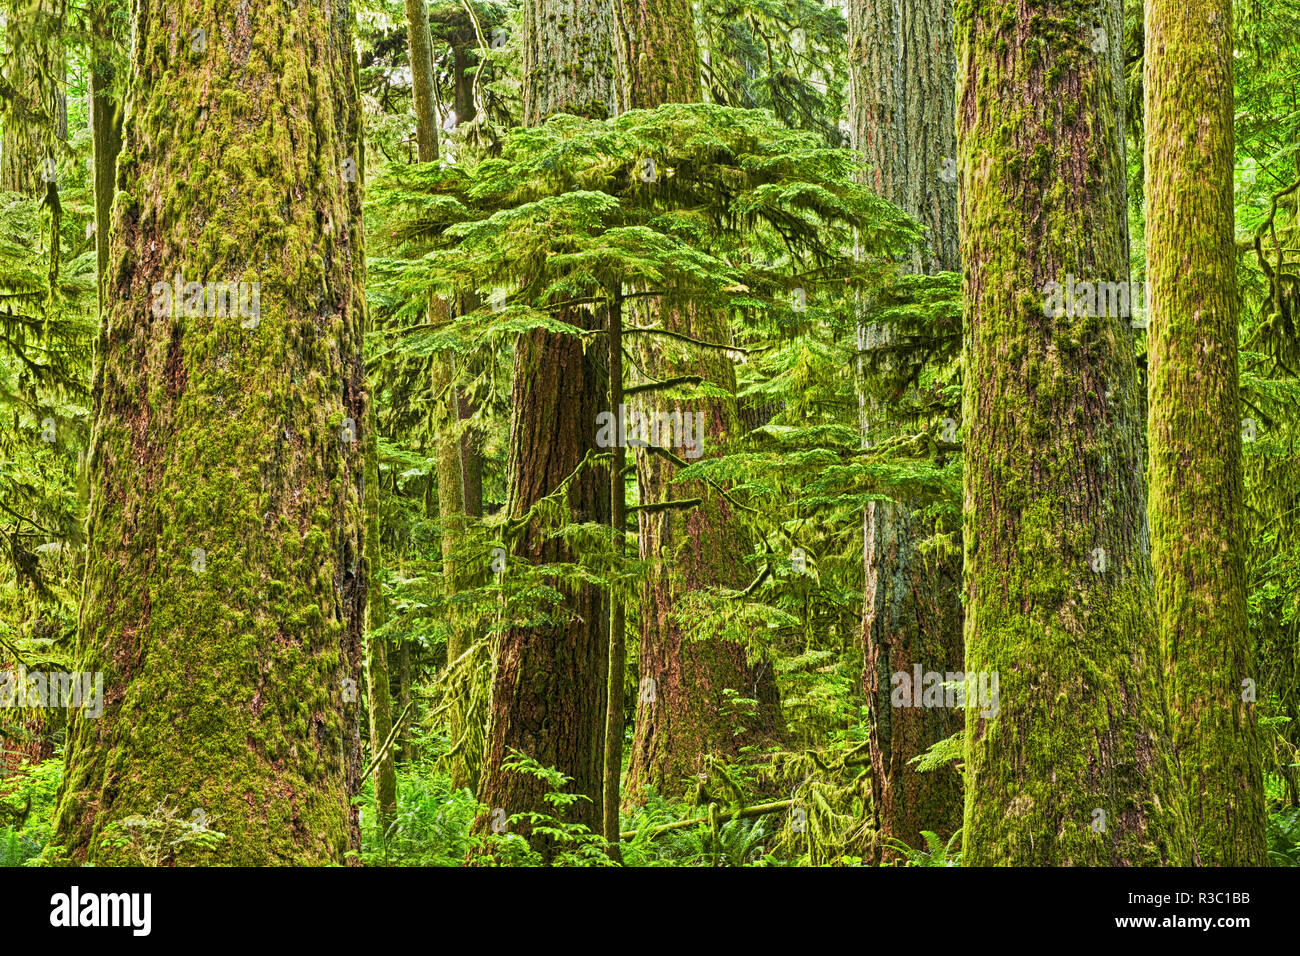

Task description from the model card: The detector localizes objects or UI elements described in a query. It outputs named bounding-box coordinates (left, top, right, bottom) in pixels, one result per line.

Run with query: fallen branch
left=619, top=798, right=794, bottom=841
left=361, top=700, right=415, bottom=782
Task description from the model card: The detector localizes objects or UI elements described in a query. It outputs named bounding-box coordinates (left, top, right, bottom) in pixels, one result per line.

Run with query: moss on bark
left=957, top=0, right=1191, bottom=865
left=52, top=0, right=370, bottom=865
left=1145, top=0, right=1267, bottom=864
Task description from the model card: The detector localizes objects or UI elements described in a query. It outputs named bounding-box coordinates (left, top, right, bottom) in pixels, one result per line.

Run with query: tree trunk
left=89, top=0, right=123, bottom=311
left=402, top=0, right=469, bottom=666
left=453, top=43, right=485, bottom=521
left=52, top=0, right=369, bottom=865
left=476, top=0, right=615, bottom=852
left=602, top=287, right=626, bottom=853
left=956, top=0, right=1191, bottom=865
left=847, top=0, right=958, bottom=276
left=365, top=410, right=398, bottom=837
left=615, top=0, right=784, bottom=805
left=1145, top=0, right=1266, bottom=864
left=0, top=0, right=65, bottom=197
left=848, top=0, right=964, bottom=860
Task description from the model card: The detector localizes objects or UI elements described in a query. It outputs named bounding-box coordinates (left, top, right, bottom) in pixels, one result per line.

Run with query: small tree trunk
left=1145, top=0, right=1267, bottom=864
left=365, top=410, right=398, bottom=837
left=602, top=288, right=626, bottom=855
left=88, top=0, right=122, bottom=310
left=0, top=0, right=65, bottom=197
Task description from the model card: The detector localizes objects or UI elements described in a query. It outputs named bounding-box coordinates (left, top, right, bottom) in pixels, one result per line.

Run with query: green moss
left=51, top=0, right=371, bottom=866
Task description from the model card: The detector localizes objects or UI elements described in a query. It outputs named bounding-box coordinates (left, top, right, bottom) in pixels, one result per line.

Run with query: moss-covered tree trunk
left=52, top=0, right=369, bottom=865
left=616, top=0, right=784, bottom=805
left=403, top=0, right=468, bottom=667
left=848, top=0, right=964, bottom=860
left=0, top=0, right=65, bottom=197
left=451, top=38, right=485, bottom=519
left=957, top=0, right=1191, bottom=865
left=89, top=0, right=123, bottom=309
left=404, top=0, right=478, bottom=792
left=476, top=0, right=615, bottom=851
left=1145, top=0, right=1266, bottom=864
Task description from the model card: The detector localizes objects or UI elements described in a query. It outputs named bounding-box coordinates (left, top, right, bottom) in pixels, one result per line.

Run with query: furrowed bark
left=52, top=0, right=369, bottom=865
left=475, top=0, right=615, bottom=855
left=957, top=0, right=1191, bottom=865
left=617, top=0, right=784, bottom=807
left=1145, top=0, right=1266, bottom=864
left=848, top=0, right=964, bottom=860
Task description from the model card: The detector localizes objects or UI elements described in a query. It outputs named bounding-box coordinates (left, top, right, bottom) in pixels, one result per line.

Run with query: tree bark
left=956, top=0, right=1192, bottom=865
left=602, top=287, right=626, bottom=854
left=848, top=0, right=964, bottom=860
left=476, top=0, right=615, bottom=853
left=1145, top=0, right=1266, bottom=864
left=52, top=0, right=369, bottom=865
left=365, top=410, right=397, bottom=836
left=615, top=0, right=784, bottom=805
left=89, top=0, right=123, bottom=311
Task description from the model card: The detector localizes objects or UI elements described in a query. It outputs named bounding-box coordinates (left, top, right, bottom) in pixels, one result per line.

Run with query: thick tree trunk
left=52, top=0, right=369, bottom=865
left=476, top=0, right=615, bottom=852
left=956, top=0, right=1191, bottom=865
left=847, top=0, right=964, bottom=860
left=615, top=0, right=784, bottom=805
left=847, top=0, right=958, bottom=275
left=610, top=0, right=699, bottom=113
left=1145, top=0, right=1266, bottom=864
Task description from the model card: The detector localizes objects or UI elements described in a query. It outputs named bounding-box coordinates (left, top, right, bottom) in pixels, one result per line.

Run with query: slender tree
left=1145, top=0, right=1267, bottom=864
left=364, top=420, right=397, bottom=836
left=397, top=0, right=480, bottom=795
left=847, top=0, right=963, bottom=859
left=88, top=0, right=124, bottom=309
left=52, top=0, right=369, bottom=864
left=957, top=0, right=1191, bottom=864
